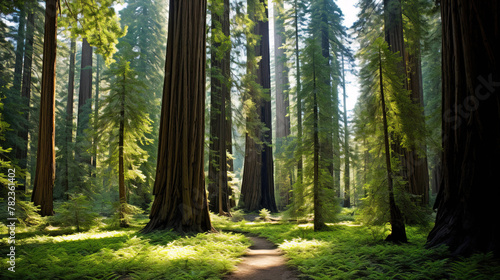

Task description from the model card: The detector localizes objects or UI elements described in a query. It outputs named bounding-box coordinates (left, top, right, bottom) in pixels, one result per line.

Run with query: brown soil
left=224, top=235, right=299, bottom=280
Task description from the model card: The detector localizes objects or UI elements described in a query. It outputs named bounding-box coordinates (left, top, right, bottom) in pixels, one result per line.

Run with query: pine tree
left=98, top=55, right=152, bottom=227
left=117, top=0, right=167, bottom=208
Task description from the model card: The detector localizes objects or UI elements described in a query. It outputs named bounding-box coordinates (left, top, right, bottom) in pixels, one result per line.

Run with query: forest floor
left=224, top=235, right=299, bottom=280
left=1, top=208, right=499, bottom=279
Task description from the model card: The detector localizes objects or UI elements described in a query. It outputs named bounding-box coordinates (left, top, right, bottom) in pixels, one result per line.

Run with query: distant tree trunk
left=426, top=0, right=500, bottom=256
left=208, top=0, right=232, bottom=215
left=379, top=50, right=407, bottom=243
left=274, top=0, right=291, bottom=209
left=77, top=38, right=93, bottom=134
left=92, top=52, right=99, bottom=173
left=318, top=1, right=336, bottom=193
left=384, top=0, right=429, bottom=205
left=13, top=8, right=26, bottom=96
left=342, top=54, right=350, bottom=207
left=76, top=37, right=93, bottom=169
left=312, top=55, right=325, bottom=231
left=225, top=60, right=235, bottom=209
left=258, top=0, right=276, bottom=213
left=17, top=9, right=35, bottom=190
left=402, top=1, right=430, bottom=206
left=294, top=0, right=303, bottom=192
left=118, top=75, right=127, bottom=227
left=64, top=38, right=76, bottom=200
left=32, top=0, right=58, bottom=217
left=240, top=0, right=277, bottom=213
left=142, top=0, right=212, bottom=233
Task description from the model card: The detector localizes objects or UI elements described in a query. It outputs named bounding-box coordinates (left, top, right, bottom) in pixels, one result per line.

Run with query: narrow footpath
left=225, top=235, right=299, bottom=280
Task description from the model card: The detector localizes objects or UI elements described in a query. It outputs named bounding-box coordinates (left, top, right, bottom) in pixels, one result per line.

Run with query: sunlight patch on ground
left=23, top=230, right=130, bottom=245
left=280, top=238, right=329, bottom=252
left=158, top=245, right=198, bottom=260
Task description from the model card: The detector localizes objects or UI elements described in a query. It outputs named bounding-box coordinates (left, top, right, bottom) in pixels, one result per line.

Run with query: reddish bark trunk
left=143, top=0, right=212, bottom=233
left=32, top=0, right=58, bottom=217
left=426, top=0, right=500, bottom=256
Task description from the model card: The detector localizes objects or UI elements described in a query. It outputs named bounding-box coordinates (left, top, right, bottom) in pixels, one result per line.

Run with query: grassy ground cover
left=212, top=210, right=500, bottom=280
left=0, top=217, right=250, bottom=280
left=1, top=210, right=499, bottom=279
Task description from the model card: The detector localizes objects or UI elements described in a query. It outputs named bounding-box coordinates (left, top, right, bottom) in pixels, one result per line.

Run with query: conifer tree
left=143, top=0, right=213, bottom=233
left=239, top=0, right=277, bottom=213
left=208, top=0, right=234, bottom=215
left=98, top=54, right=152, bottom=227
left=273, top=0, right=291, bottom=209
left=32, top=0, right=59, bottom=216
left=427, top=0, right=500, bottom=256
left=118, top=0, right=167, bottom=208
left=33, top=0, right=125, bottom=215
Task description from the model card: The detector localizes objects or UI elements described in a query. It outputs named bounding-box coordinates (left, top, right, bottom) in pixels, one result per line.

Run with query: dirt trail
left=225, top=235, right=299, bottom=280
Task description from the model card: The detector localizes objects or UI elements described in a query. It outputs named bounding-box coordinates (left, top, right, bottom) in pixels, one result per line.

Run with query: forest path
left=224, top=235, right=299, bottom=280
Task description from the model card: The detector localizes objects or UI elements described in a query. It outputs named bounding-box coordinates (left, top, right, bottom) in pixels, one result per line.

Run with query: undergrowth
left=0, top=220, right=250, bottom=279
left=212, top=210, right=500, bottom=280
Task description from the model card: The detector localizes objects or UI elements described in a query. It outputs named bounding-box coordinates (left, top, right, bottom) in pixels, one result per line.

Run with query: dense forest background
left=0, top=0, right=499, bottom=279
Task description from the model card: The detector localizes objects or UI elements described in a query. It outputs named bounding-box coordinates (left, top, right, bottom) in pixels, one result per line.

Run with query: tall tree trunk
left=274, top=0, right=291, bottom=209
left=319, top=0, right=335, bottom=191
left=13, top=8, right=26, bottom=96
left=342, top=54, right=350, bottom=207
left=92, top=52, right=100, bottom=173
left=118, top=76, right=126, bottom=227
left=142, top=0, right=212, bottom=233
left=313, top=56, right=326, bottom=231
left=405, top=19, right=430, bottom=205
left=294, top=0, right=303, bottom=204
left=427, top=0, right=500, bottom=256
left=240, top=0, right=277, bottom=213
left=17, top=9, right=35, bottom=191
left=76, top=38, right=93, bottom=170
left=32, top=0, right=58, bottom=217
left=208, top=0, right=232, bottom=215
left=64, top=38, right=76, bottom=200
left=258, top=0, right=276, bottom=212
left=384, top=0, right=429, bottom=206
left=379, top=50, right=407, bottom=243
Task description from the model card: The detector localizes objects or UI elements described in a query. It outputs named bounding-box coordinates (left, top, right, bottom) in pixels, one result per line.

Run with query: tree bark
left=64, top=38, right=76, bottom=200
left=76, top=38, right=93, bottom=146
left=274, top=0, right=291, bottom=209
left=118, top=74, right=126, bottom=227
left=17, top=9, right=35, bottom=188
left=385, top=0, right=429, bottom=206
left=142, top=0, right=212, bottom=233
left=294, top=0, right=303, bottom=197
left=379, top=50, right=407, bottom=243
left=93, top=53, right=100, bottom=172
left=240, top=0, right=277, bottom=213
left=313, top=56, right=326, bottom=231
left=208, top=0, right=232, bottom=215
left=13, top=8, right=26, bottom=96
left=342, top=53, right=350, bottom=207
left=32, top=0, right=58, bottom=217
left=426, top=0, right=500, bottom=256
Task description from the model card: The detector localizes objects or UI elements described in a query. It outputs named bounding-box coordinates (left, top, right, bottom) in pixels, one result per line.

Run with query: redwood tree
left=143, top=0, right=212, bottom=233
left=76, top=37, right=93, bottom=169
left=239, top=0, right=277, bottom=213
left=426, top=0, right=500, bottom=256
left=208, top=0, right=233, bottom=215
left=32, top=0, right=59, bottom=216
